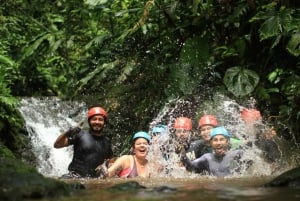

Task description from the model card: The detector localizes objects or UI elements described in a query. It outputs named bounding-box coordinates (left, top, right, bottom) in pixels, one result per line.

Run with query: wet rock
left=153, top=185, right=177, bottom=193
left=110, top=181, right=146, bottom=191
left=264, top=166, right=300, bottom=188
left=0, top=157, right=82, bottom=201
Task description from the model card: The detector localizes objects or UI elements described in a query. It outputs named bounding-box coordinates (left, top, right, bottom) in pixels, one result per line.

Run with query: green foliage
left=287, top=31, right=300, bottom=56
left=1, top=0, right=300, bottom=148
left=0, top=143, right=15, bottom=158
left=223, top=66, right=259, bottom=97
left=0, top=56, right=19, bottom=120
left=75, top=60, right=121, bottom=95
left=250, top=4, right=300, bottom=52
left=166, top=35, right=211, bottom=97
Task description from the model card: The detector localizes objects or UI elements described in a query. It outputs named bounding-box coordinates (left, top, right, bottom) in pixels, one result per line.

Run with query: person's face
left=89, top=115, right=105, bottom=132
left=175, top=129, right=191, bottom=141
left=210, top=135, right=229, bottom=155
left=199, top=125, right=214, bottom=142
left=133, top=138, right=149, bottom=157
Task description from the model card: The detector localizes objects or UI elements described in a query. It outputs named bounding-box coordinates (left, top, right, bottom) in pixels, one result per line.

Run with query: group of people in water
left=54, top=105, right=280, bottom=179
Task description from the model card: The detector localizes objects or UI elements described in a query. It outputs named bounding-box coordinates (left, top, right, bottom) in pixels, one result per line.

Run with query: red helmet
left=241, top=108, right=262, bottom=124
left=173, top=117, right=192, bottom=130
left=87, top=107, right=107, bottom=119
left=198, top=115, right=218, bottom=128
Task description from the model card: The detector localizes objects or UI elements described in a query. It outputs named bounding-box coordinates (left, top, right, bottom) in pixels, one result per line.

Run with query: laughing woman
left=97, top=131, right=156, bottom=178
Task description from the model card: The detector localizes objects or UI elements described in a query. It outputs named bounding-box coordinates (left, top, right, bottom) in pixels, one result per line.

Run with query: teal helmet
left=152, top=124, right=167, bottom=135
left=132, top=131, right=151, bottom=143
left=210, top=126, right=230, bottom=139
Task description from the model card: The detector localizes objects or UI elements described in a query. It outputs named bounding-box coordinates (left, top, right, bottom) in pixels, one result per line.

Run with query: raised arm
left=53, top=131, right=69, bottom=148
left=53, top=127, right=81, bottom=148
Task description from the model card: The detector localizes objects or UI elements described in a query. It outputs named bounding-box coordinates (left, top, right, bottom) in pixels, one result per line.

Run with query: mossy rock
left=0, top=157, right=82, bottom=201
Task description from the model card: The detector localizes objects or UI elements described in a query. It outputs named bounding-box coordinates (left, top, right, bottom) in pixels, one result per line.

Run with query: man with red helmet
left=54, top=105, right=113, bottom=178
left=195, top=114, right=219, bottom=156
left=170, top=117, right=205, bottom=162
left=198, top=115, right=218, bottom=142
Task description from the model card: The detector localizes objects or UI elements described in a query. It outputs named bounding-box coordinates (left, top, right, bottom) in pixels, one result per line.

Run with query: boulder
left=264, top=166, right=300, bottom=188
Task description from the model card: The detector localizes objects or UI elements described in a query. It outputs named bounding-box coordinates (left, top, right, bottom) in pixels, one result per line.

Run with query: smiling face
left=210, top=134, right=229, bottom=156
left=133, top=138, right=149, bottom=158
left=89, top=114, right=105, bottom=134
left=199, top=125, right=214, bottom=143
left=175, top=129, right=191, bottom=142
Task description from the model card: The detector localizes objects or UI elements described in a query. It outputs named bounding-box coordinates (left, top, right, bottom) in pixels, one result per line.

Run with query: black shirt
left=68, top=130, right=113, bottom=177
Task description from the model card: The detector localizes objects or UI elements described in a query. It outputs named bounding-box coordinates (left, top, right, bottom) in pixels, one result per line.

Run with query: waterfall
left=18, top=96, right=291, bottom=178
left=18, top=97, right=87, bottom=177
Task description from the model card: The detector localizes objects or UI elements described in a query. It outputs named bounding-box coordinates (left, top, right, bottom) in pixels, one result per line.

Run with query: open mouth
left=137, top=148, right=147, bottom=154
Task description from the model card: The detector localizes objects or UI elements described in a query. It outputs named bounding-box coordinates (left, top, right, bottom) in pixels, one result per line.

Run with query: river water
left=27, top=176, right=300, bottom=201
left=18, top=97, right=300, bottom=201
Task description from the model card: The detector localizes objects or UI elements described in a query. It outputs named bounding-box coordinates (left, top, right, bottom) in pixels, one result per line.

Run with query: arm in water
left=53, top=122, right=83, bottom=148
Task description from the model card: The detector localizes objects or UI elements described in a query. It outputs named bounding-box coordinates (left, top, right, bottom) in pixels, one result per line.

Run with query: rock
left=0, top=157, right=83, bottom=201
left=110, top=181, right=146, bottom=191
left=264, top=166, right=300, bottom=188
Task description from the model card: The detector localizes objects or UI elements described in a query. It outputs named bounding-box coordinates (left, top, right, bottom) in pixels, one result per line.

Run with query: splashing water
left=18, top=96, right=293, bottom=178
left=18, top=97, right=87, bottom=177
left=147, top=96, right=290, bottom=178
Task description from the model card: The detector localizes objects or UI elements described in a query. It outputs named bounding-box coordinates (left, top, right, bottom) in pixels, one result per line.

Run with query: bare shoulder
left=113, top=154, right=132, bottom=165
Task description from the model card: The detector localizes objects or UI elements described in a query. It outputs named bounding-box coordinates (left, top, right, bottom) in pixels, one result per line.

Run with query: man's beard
left=89, top=123, right=104, bottom=133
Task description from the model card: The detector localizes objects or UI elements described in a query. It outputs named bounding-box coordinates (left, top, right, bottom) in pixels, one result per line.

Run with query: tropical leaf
left=179, top=36, right=209, bottom=66
left=0, top=55, right=15, bottom=66
left=18, top=33, right=52, bottom=62
left=223, top=66, right=260, bottom=97
left=287, top=31, right=300, bottom=56
left=258, top=16, right=281, bottom=40
left=116, top=61, right=135, bottom=84
left=75, top=59, right=120, bottom=94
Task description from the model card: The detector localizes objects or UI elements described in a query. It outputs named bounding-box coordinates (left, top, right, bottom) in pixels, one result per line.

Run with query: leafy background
left=0, top=0, right=300, bottom=157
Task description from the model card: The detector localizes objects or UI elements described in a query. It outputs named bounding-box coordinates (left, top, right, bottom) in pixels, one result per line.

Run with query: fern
left=75, top=59, right=120, bottom=95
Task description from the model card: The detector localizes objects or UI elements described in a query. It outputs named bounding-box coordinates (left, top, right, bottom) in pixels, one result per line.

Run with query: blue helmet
left=152, top=124, right=167, bottom=135
left=210, top=126, right=230, bottom=139
left=132, top=131, right=151, bottom=143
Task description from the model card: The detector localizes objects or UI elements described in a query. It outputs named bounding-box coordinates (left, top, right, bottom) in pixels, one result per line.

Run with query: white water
left=147, top=96, right=287, bottom=177
left=18, top=97, right=87, bottom=177
left=18, top=96, right=289, bottom=178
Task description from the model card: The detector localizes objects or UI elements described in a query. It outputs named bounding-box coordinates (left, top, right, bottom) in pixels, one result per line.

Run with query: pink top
left=118, top=155, right=138, bottom=178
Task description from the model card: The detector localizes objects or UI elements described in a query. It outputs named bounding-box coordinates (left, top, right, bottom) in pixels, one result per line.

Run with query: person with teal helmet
left=151, top=124, right=169, bottom=143
left=96, top=131, right=161, bottom=178
left=152, top=124, right=167, bottom=135
left=149, top=124, right=171, bottom=162
left=181, top=126, right=244, bottom=177
left=133, top=131, right=151, bottom=143
left=197, top=115, right=242, bottom=157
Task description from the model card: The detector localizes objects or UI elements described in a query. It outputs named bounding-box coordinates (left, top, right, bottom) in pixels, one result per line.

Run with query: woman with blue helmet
left=96, top=131, right=159, bottom=178
left=181, top=126, right=244, bottom=177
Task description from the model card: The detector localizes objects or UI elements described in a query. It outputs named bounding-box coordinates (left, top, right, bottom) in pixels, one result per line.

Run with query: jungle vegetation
left=0, top=0, right=300, bottom=156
